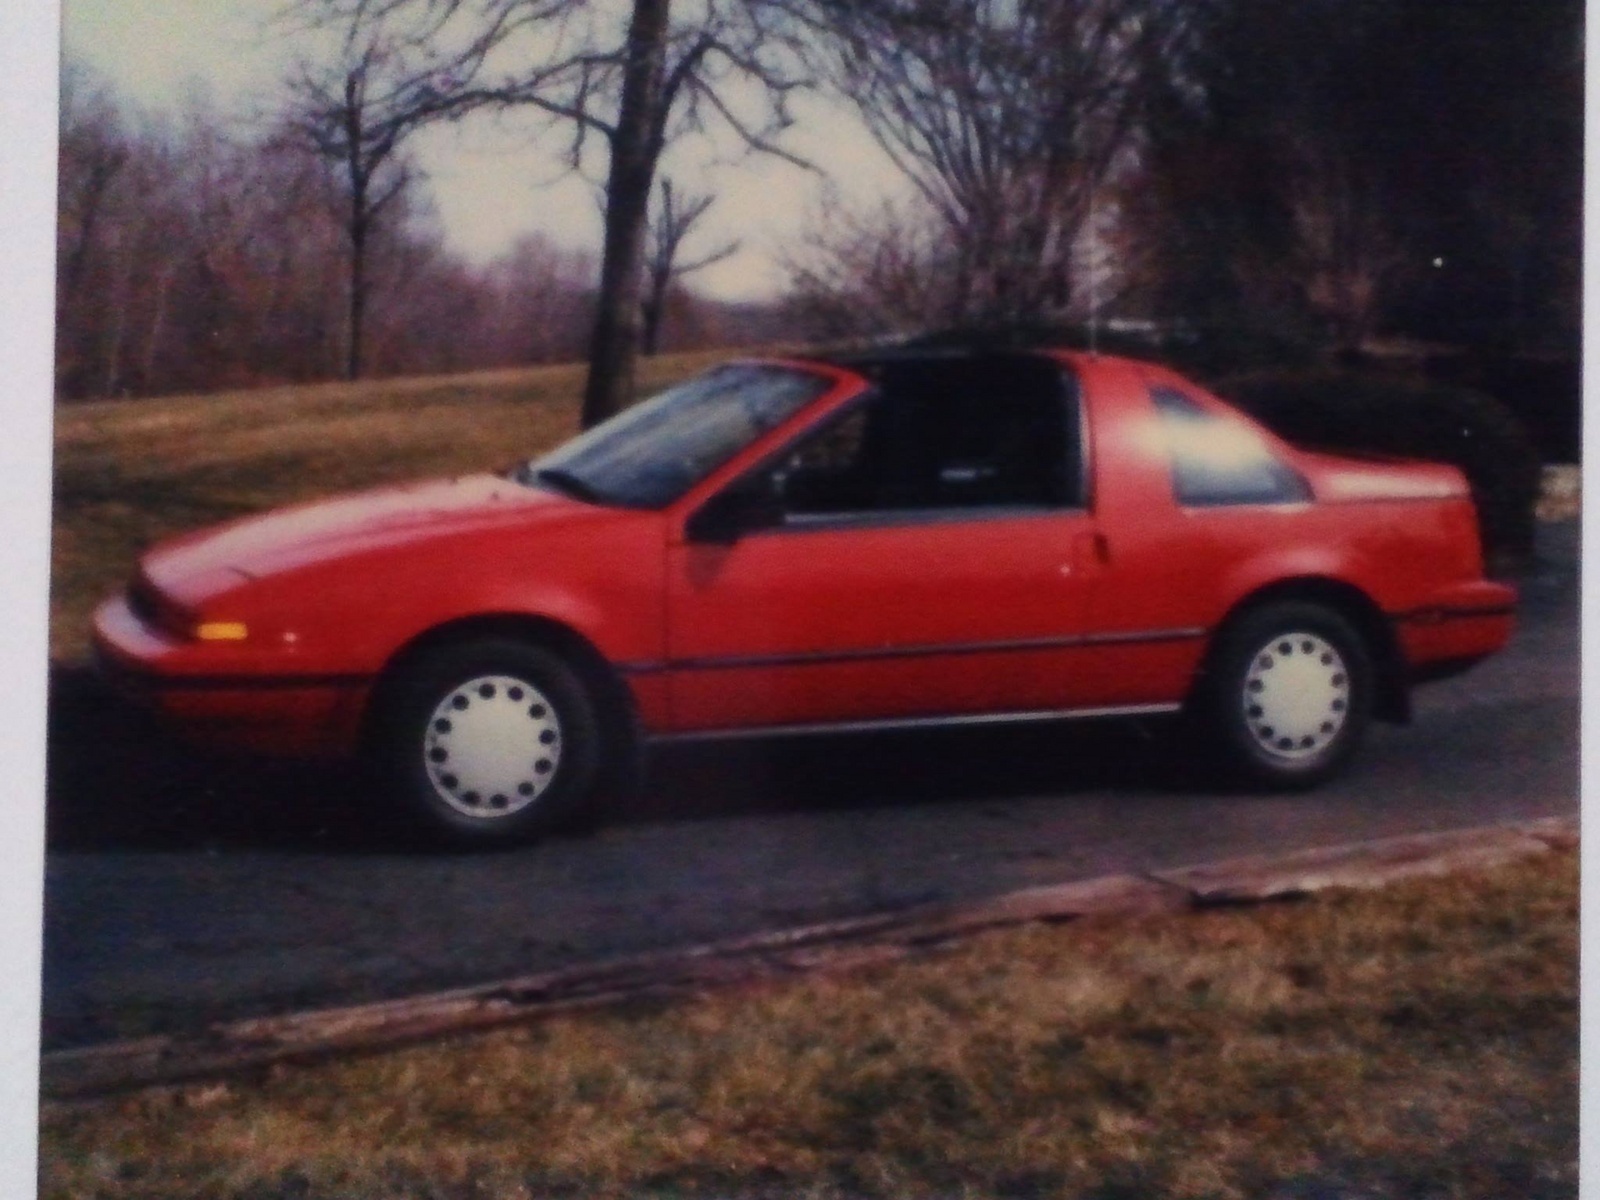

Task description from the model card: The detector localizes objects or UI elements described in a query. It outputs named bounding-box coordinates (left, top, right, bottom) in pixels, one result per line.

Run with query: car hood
left=142, top=473, right=596, bottom=608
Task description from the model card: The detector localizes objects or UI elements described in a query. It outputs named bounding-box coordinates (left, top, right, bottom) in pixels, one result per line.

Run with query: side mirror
left=685, top=475, right=785, bottom=544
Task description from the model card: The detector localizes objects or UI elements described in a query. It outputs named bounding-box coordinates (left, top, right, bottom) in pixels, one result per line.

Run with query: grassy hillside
left=50, top=350, right=733, bottom=663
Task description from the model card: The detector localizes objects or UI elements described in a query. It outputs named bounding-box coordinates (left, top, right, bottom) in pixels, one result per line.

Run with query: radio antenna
left=1087, top=184, right=1100, bottom=356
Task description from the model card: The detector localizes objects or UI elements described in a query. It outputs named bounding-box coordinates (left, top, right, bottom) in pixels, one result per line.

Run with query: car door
left=662, top=355, right=1104, bottom=735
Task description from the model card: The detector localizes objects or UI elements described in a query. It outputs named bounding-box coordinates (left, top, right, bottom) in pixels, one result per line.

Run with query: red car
left=93, top=350, right=1515, bottom=844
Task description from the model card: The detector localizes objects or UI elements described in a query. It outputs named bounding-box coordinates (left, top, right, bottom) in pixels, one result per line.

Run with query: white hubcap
left=1242, top=632, right=1350, bottom=761
left=423, top=674, right=563, bottom=819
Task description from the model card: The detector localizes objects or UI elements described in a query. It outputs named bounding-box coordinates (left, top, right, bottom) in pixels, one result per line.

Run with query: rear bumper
left=1392, top=579, right=1517, bottom=678
left=92, top=594, right=371, bottom=758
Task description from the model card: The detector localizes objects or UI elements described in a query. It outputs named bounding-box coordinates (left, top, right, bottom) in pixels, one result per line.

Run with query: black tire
left=1194, top=601, right=1373, bottom=789
left=368, top=637, right=604, bottom=847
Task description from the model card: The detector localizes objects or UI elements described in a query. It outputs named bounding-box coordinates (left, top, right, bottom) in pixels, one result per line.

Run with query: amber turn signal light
left=194, top=621, right=249, bottom=642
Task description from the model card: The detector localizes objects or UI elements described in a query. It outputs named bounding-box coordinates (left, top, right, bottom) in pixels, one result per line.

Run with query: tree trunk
left=141, top=261, right=174, bottom=390
left=641, top=258, right=670, bottom=355
left=348, top=213, right=367, bottom=381
left=344, top=71, right=369, bottom=383
left=580, top=0, right=672, bottom=428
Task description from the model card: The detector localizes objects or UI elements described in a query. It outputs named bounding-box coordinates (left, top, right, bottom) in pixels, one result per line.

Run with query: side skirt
left=647, top=702, right=1184, bottom=746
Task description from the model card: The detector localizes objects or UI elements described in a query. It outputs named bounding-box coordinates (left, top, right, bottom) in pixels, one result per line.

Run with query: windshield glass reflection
left=515, top=365, right=832, bottom=509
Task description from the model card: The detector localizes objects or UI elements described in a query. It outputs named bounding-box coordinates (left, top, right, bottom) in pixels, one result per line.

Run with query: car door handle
left=1071, top=531, right=1111, bottom=572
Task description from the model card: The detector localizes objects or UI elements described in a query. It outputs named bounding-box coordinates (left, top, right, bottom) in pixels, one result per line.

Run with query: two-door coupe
left=94, top=349, right=1516, bottom=844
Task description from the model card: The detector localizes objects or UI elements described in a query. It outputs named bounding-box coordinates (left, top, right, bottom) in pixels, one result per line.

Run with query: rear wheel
left=1197, top=601, right=1372, bottom=788
left=370, top=637, right=602, bottom=847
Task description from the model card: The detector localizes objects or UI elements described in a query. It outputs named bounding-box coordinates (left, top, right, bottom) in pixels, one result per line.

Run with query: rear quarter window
left=1153, top=387, right=1311, bottom=507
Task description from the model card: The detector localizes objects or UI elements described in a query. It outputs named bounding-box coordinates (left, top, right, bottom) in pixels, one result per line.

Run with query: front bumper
left=92, top=593, right=372, bottom=758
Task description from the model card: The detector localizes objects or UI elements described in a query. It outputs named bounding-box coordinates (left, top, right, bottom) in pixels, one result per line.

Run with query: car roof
left=818, top=343, right=1151, bottom=386
left=824, top=338, right=1051, bottom=368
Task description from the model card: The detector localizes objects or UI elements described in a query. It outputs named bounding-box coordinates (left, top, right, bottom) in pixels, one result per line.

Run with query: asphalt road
left=40, top=522, right=1579, bottom=1050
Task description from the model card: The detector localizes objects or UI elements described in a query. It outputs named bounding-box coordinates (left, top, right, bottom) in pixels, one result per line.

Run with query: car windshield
left=514, top=364, right=832, bottom=509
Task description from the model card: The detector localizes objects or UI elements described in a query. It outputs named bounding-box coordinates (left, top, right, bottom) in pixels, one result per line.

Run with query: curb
left=40, top=816, right=1577, bottom=1101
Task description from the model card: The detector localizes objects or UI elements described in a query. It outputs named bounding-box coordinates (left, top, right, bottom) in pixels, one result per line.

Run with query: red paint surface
left=92, top=352, right=1515, bottom=757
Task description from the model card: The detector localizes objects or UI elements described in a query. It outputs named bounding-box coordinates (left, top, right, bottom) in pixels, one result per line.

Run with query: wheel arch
left=1200, top=577, right=1409, bottom=724
left=361, top=612, right=642, bottom=754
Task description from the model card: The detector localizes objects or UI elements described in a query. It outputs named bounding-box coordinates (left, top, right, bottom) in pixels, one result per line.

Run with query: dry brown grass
left=49, top=351, right=732, bottom=662
left=39, top=848, right=1577, bottom=1200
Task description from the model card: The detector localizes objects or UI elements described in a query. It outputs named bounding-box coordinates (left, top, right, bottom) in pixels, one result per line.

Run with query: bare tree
left=56, top=71, right=129, bottom=395
left=640, top=177, right=737, bottom=354
left=472, top=232, right=598, bottom=364
left=54, top=67, right=568, bottom=398
left=55, top=72, right=206, bottom=398
left=491, top=0, right=809, bottom=424
left=1282, top=138, right=1407, bottom=349
left=289, top=58, right=411, bottom=379
left=803, top=0, right=1193, bottom=329
left=297, top=0, right=812, bottom=424
left=1126, top=0, right=1581, bottom=357
left=56, top=69, right=129, bottom=317
left=285, top=0, right=608, bottom=382
left=285, top=29, right=458, bottom=380
left=782, top=194, right=950, bottom=340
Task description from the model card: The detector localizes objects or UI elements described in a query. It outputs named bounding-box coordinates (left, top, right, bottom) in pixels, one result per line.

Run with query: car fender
left=1211, top=542, right=1382, bottom=620
left=1205, top=547, right=1410, bottom=722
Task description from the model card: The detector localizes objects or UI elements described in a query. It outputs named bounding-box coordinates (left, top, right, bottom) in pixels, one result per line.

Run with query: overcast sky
left=61, top=0, right=908, bottom=301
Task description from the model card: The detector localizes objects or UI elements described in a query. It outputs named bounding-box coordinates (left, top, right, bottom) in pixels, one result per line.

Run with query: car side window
left=1153, top=387, right=1311, bottom=507
left=775, top=376, right=1078, bottom=520
left=775, top=405, right=876, bottom=513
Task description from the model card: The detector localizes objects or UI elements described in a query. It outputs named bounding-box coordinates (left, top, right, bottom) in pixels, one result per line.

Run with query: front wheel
left=1195, top=601, right=1373, bottom=789
left=369, top=638, right=603, bottom=847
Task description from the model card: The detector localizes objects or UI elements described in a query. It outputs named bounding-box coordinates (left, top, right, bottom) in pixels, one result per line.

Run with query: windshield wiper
left=531, top=466, right=608, bottom=505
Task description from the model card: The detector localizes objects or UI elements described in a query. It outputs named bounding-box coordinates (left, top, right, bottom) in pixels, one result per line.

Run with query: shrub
left=1419, top=350, right=1581, bottom=463
left=1214, top=370, right=1543, bottom=574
